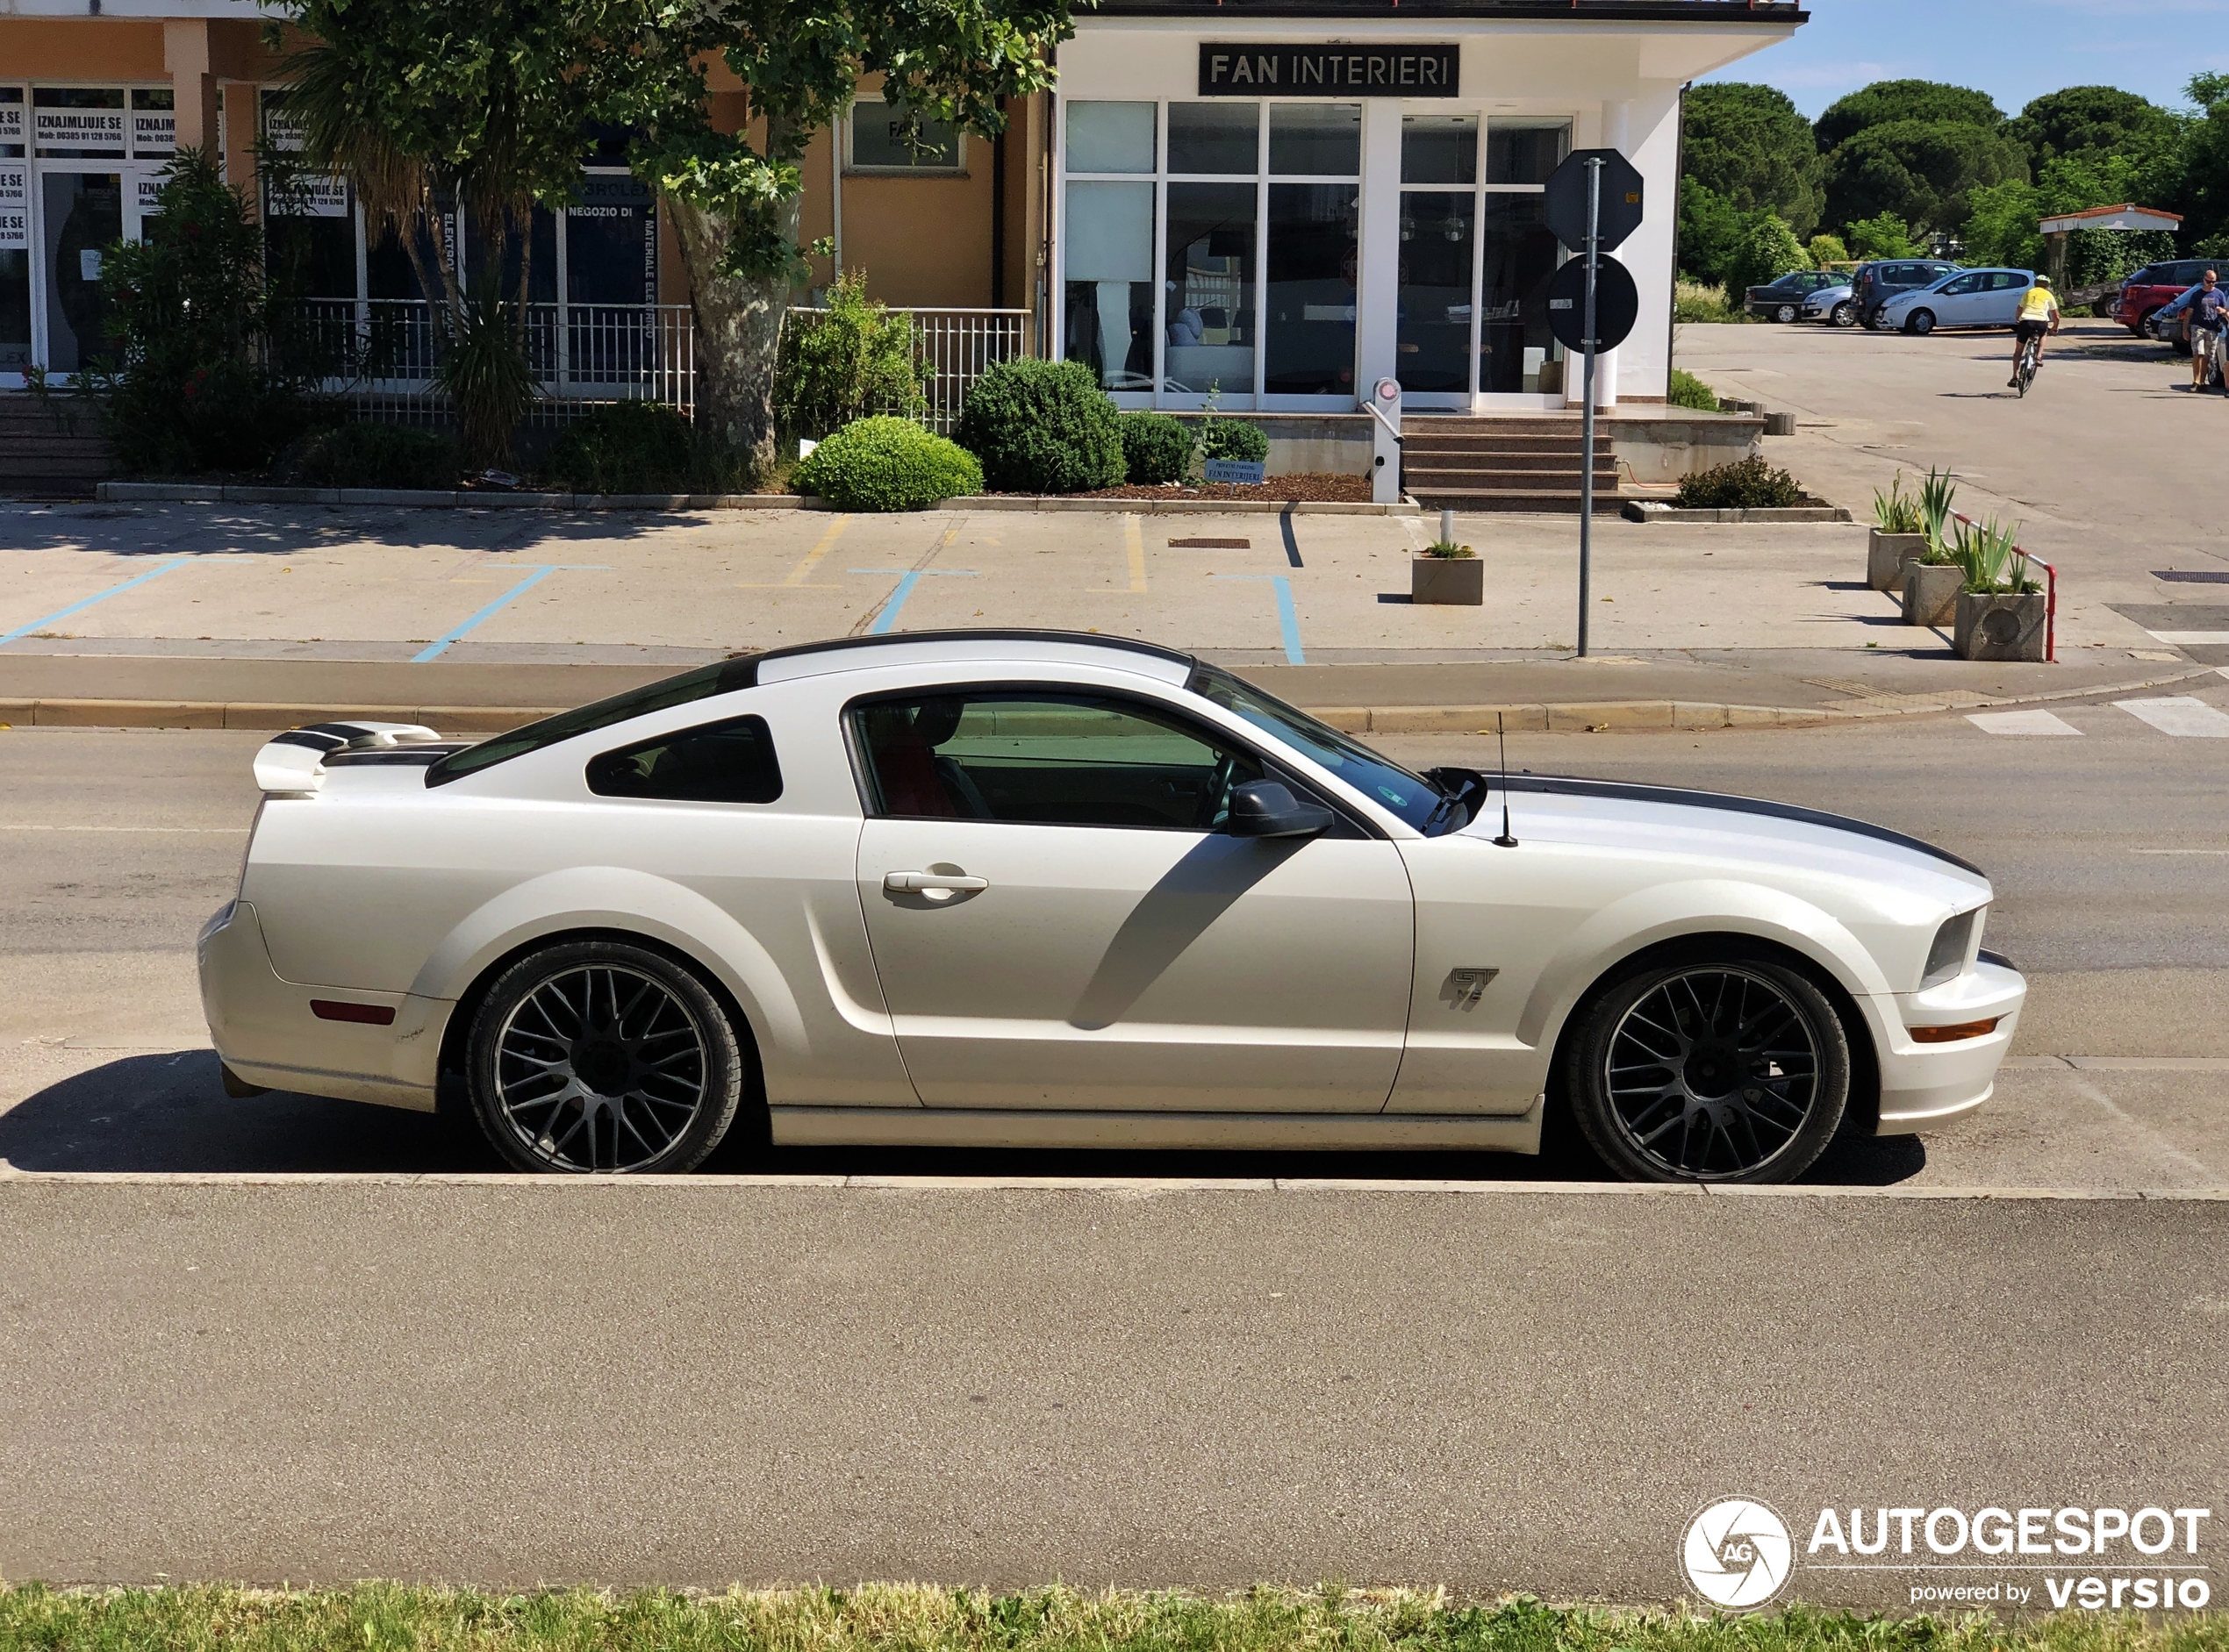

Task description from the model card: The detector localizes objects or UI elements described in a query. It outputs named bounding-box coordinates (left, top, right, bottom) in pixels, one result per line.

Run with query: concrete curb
left=1623, top=501, right=1853, bottom=524
left=0, top=1161, right=2220, bottom=1198
left=3, top=666, right=2216, bottom=735
left=91, top=482, right=1417, bottom=517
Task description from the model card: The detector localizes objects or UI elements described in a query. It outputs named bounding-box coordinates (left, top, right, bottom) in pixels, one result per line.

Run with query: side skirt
left=770, top=1101, right=1545, bottom=1154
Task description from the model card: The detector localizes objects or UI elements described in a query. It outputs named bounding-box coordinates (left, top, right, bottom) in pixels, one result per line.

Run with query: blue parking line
left=1269, top=575, right=1304, bottom=663
left=0, top=556, right=193, bottom=647
left=1212, top=573, right=1305, bottom=664
left=850, top=568, right=979, bottom=636
left=412, top=567, right=557, bottom=662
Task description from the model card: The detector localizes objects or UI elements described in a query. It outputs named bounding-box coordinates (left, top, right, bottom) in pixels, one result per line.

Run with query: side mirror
left=1226, top=778, right=1333, bottom=840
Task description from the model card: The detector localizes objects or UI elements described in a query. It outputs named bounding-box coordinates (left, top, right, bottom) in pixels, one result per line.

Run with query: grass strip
left=1, top=1585, right=2225, bottom=1652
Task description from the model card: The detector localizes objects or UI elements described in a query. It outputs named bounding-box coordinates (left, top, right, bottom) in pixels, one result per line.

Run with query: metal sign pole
left=1578, top=155, right=1602, bottom=659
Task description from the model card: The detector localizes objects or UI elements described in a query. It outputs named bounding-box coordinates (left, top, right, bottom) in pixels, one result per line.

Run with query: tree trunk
left=666, top=160, right=800, bottom=482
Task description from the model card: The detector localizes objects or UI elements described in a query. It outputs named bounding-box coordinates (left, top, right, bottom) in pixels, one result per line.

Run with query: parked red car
left=2114, top=259, right=2214, bottom=338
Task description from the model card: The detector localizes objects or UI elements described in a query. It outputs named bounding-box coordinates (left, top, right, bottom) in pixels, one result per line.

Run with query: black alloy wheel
left=468, top=940, right=744, bottom=1173
left=1565, top=957, right=1851, bottom=1184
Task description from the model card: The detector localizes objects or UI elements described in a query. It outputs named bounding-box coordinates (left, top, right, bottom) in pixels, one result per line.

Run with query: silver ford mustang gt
left=200, top=630, right=2025, bottom=1184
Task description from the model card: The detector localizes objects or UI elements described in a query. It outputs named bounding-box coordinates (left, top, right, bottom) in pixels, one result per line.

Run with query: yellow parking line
left=783, top=516, right=852, bottom=587
left=1124, top=514, right=1147, bottom=594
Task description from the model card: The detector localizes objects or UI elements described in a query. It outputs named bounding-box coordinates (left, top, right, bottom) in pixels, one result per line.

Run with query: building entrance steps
left=1401, top=414, right=1625, bottom=515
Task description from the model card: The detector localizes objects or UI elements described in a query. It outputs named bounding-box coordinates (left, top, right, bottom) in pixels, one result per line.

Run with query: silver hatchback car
left=1882, top=268, right=2040, bottom=335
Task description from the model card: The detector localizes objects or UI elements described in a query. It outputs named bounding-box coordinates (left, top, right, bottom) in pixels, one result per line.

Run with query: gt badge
left=1444, top=968, right=1498, bottom=1006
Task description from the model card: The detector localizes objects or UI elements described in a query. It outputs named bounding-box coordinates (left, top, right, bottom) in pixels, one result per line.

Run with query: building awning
left=2038, top=204, right=2182, bottom=235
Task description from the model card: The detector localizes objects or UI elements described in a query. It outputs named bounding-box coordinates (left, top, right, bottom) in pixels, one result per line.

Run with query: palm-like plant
left=1871, top=471, right=1923, bottom=534
left=1917, top=465, right=1959, bottom=561
left=1951, top=515, right=2034, bottom=595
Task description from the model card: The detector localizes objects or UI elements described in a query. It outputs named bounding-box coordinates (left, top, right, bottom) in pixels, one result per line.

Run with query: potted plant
left=1952, top=517, right=2047, bottom=662
left=1867, top=471, right=1928, bottom=591
left=1413, top=538, right=1482, bottom=604
left=1900, top=468, right=1961, bottom=625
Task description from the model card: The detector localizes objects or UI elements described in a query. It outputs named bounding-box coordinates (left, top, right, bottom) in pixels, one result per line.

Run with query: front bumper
left=1867, top=959, right=2027, bottom=1134
left=197, top=899, right=446, bottom=1112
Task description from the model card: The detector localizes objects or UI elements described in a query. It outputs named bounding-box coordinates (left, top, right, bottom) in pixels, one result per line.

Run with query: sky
left=1698, top=0, right=2229, bottom=121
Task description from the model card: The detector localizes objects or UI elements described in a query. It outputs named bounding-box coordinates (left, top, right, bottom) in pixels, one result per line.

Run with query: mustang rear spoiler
left=253, top=721, right=443, bottom=796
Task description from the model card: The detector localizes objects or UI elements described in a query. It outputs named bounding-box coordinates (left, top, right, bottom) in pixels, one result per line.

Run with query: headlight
left=1923, top=907, right=1984, bottom=987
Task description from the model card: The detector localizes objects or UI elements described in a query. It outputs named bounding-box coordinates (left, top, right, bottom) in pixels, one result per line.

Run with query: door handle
left=884, top=871, right=991, bottom=893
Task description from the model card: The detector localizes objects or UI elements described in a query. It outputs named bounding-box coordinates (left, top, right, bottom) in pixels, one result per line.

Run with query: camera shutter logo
left=1683, top=1498, right=1795, bottom=1609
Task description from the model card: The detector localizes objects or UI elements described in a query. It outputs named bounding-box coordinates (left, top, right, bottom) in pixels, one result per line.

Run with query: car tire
left=1561, top=953, right=1852, bottom=1185
left=1774, top=304, right=1798, bottom=324
left=1863, top=306, right=1889, bottom=331
left=1905, top=309, right=1935, bottom=336
left=1831, top=302, right=1855, bottom=327
left=467, top=940, right=745, bottom=1175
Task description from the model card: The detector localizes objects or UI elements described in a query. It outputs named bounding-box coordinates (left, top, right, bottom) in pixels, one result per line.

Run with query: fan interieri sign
left=1196, top=45, right=1460, bottom=97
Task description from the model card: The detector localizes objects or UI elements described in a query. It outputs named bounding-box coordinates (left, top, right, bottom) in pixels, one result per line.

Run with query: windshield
left=426, top=657, right=758, bottom=785
left=1187, top=662, right=1442, bottom=830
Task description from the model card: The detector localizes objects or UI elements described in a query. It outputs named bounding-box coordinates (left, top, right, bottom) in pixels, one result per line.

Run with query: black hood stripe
left=1499, top=775, right=1986, bottom=879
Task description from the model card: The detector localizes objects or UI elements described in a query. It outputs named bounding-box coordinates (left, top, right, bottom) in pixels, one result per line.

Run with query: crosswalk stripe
left=2116, top=697, right=2229, bottom=737
left=1967, top=710, right=2082, bottom=736
left=2147, top=631, right=2229, bottom=645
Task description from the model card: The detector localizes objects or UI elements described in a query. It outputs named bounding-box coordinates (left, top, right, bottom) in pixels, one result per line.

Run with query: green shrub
left=1117, top=411, right=1193, bottom=484
left=793, top=416, right=983, bottom=511
left=277, top=423, right=459, bottom=490
left=1200, top=416, right=1269, bottom=465
left=954, top=359, right=1124, bottom=493
left=1725, top=211, right=1810, bottom=299
left=1675, top=455, right=1803, bottom=510
left=56, top=147, right=319, bottom=476
left=1668, top=370, right=1720, bottom=412
left=1674, top=281, right=1743, bottom=324
left=777, top=270, right=928, bottom=440
left=1807, top=232, right=1850, bottom=267
left=547, top=401, right=693, bottom=494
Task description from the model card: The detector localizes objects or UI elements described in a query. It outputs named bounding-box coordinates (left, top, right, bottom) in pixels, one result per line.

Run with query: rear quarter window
left=586, top=714, right=783, bottom=805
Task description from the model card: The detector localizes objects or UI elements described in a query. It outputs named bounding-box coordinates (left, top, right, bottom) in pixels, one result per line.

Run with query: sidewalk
left=0, top=496, right=2211, bottom=733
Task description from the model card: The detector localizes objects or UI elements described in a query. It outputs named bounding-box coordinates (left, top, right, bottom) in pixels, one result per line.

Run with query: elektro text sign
left=1197, top=45, right=1459, bottom=97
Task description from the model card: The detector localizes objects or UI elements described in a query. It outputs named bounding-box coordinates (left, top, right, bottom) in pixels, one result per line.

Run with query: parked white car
left=1881, top=268, right=2041, bottom=334
left=200, top=631, right=2025, bottom=1184
left=1801, top=282, right=1858, bottom=327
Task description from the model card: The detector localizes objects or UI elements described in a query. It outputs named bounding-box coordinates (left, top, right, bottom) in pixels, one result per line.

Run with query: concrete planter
left=1955, top=590, right=2048, bottom=662
left=1903, top=561, right=1962, bottom=626
left=1868, top=530, right=1928, bottom=592
left=1412, top=556, right=1484, bottom=605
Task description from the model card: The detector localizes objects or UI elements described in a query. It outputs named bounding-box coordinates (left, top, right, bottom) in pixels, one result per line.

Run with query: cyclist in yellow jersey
left=2010, top=276, right=2060, bottom=386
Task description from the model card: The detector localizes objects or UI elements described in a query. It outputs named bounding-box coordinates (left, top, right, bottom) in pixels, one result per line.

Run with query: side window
left=849, top=690, right=1265, bottom=831
left=1994, top=272, right=2030, bottom=290
left=1939, top=274, right=1980, bottom=295
left=586, top=714, right=783, bottom=804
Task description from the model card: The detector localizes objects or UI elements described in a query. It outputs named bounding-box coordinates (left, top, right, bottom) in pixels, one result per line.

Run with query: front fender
left=1516, top=877, right=1892, bottom=1050
left=409, top=865, right=809, bottom=1058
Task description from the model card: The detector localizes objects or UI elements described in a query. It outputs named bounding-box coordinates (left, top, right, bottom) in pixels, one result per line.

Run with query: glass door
left=39, top=168, right=123, bottom=373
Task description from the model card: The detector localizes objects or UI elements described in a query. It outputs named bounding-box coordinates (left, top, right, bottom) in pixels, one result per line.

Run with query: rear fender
left=408, top=866, right=807, bottom=1059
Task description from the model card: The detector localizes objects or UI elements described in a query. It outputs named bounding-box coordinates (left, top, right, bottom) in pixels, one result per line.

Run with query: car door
left=1926, top=271, right=1982, bottom=324
left=1982, top=271, right=2031, bottom=326
left=849, top=683, right=1415, bottom=1112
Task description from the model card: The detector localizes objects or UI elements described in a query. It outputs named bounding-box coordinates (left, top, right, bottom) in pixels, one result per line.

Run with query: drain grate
left=1170, top=537, right=1251, bottom=549
left=2154, top=570, right=2229, bottom=583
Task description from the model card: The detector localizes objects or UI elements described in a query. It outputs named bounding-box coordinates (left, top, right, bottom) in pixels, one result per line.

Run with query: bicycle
left=2013, top=333, right=2042, bottom=397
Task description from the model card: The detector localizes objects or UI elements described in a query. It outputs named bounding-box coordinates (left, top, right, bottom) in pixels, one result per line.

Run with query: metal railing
left=276, top=299, right=694, bottom=425
left=787, top=305, right=1033, bottom=433
left=276, top=299, right=1030, bottom=431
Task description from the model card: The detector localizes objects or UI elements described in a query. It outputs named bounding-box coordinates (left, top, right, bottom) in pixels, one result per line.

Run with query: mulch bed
left=1021, top=472, right=1375, bottom=504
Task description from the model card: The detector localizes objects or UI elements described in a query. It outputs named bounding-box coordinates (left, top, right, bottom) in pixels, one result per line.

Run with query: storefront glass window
left=1168, top=104, right=1258, bottom=175
left=1487, top=121, right=1569, bottom=186
left=1165, top=181, right=1256, bottom=398
left=1, top=89, right=25, bottom=371
left=33, top=88, right=125, bottom=160
left=1265, top=183, right=1356, bottom=397
left=1066, top=102, right=1154, bottom=174
left=1401, top=114, right=1476, bottom=186
left=1064, top=178, right=1154, bottom=390
left=1268, top=104, right=1358, bottom=176
left=1397, top=192, right=1473, bottom=394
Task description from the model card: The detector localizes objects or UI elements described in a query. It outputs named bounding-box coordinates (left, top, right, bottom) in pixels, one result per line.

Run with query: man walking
left=2184, top=271, right=2227, bottom=392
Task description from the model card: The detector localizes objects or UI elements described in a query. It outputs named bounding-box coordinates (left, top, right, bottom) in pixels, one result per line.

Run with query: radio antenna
left=1493, top=712, right=1518, bottom=847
